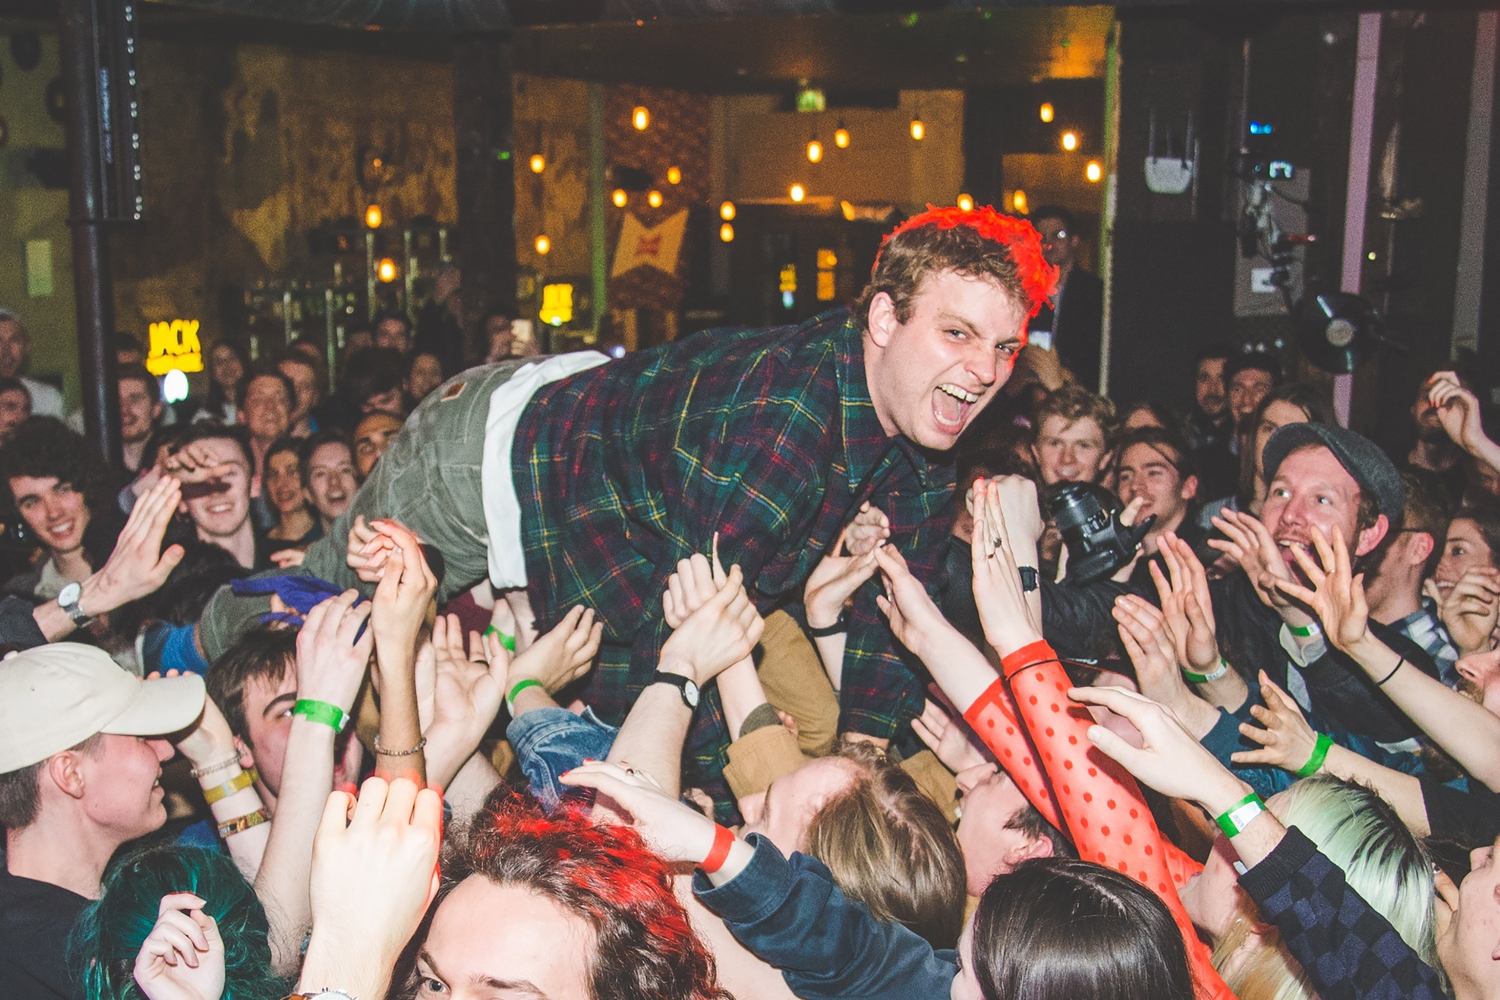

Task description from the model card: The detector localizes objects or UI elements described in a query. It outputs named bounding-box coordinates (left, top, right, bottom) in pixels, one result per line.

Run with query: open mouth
left=932, top=384, right=979, bottom=433
left=45, top=520, right=75, bottom=540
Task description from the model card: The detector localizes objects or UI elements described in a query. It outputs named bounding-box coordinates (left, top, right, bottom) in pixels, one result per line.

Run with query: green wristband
left=1182, top=657, right=1230, bottom=684
left=506, top=678, right=542, bottom=713
left=484, top=625, right=517, bottom=652
left=1297, top=732, right=1334, bottom=777
left=1215, top=791, right=1266, bottom=839
left=292, top=699, right=349, bottom=733
left=1289, top=621, right=1322, bottom=638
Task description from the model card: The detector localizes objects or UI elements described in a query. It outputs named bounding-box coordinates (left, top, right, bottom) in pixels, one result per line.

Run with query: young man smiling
left=201, top=206, right=1054, bottom=803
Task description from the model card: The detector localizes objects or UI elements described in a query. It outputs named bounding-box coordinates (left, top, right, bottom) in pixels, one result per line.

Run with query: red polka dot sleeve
left=962, top=640, right=1232, bottom=1000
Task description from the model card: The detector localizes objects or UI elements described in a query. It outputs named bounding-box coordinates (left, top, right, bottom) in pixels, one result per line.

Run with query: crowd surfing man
left=199, top=206, right=1055, bottom=803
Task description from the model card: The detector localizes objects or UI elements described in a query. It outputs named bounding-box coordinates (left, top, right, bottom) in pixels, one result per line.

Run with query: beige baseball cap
left=0, top=643, right=206, bottom=773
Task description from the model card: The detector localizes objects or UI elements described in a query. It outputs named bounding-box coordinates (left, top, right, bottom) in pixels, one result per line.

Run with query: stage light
left=529, top=154, right=545, bottom=173
left=162, top=369, right=189, bottom=404
left=632, top=106, right=649, bottom=130
left=364, top=204, right=382, bottom=229
left=666, top=166, right=681, bottom=184
left=647, top=190, right=663, bottom=208
left=1086, top=161, right=1102, bottom=182
left=789, top=183, right=806, bottom=203
left=834, top=125, right=850, bottom=148
left=377, top=257, right=397, bottom=282
left=1039, top=102, right=1054, bottom=123
left=910, top=118, right=925, bottom=141
left=535, top=235, right=550, bottom=255
left=719, top=222, right=734, bottom=242
left=807, top=139, right=823, bottom=163
left=957, top=193, right=974, bottom=211
left=1062, top=131, right=1078, bottom=151
left=720, top=201, right=736, bottom=220
left=1011, top=189, right=1028, bottom=214
left=612, top=189, right=628, bottom=207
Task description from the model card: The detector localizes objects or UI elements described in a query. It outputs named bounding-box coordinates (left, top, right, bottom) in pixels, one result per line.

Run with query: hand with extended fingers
left=1208, top=509, right=1306, bottom=622
left=969, top=478, right=1043, bottom=655
left=1231, top=671, right=1322, bottom=774
left=1150, top=532, right=1221, bottom=676
left=1264, top=523, right=1374, bottom=655
left=660, top=552, right=765, bottom=688
left=911, top=698, right=988, bottom=774
left=804, top=519, right=882, bottom=631
left=1436, top=567, right=1500, bottom=657
left=506, top=605, right=603, bottom=696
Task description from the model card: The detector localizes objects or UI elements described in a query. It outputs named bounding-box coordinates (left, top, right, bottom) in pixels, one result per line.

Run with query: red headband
left=878, top=205, right=1058, bottom=319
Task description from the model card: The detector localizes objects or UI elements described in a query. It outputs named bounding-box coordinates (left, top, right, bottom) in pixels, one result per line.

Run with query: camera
left=1042, top=481, right=1155, bottom=586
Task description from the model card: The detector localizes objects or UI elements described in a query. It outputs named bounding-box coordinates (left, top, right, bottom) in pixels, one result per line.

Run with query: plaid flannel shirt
left=511, top=310, right=956, bottom=794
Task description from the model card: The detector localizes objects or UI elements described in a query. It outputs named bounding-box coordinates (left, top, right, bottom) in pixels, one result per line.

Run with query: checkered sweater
left=1239, top=826, right=1449, bottom=1000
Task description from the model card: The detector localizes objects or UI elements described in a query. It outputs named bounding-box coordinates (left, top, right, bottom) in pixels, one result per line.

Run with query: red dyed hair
left=411, top=787, right=731, bottom=1000
left=855, top=204, right=1058, bottom=326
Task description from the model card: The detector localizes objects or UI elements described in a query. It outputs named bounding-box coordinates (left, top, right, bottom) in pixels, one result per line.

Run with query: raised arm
left=1274, top=523, right=1500, bottom=790
left=254, top=590, right=373, bottom=974
left=367, top=519, right=439, bottom=785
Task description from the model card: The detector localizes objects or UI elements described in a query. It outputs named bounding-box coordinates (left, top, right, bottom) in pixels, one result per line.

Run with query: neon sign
left=146, top=319, right=204, bottom=376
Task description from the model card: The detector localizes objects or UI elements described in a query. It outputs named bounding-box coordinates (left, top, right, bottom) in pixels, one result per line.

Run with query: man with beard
left=1406, top=368, right=1474, bottom=505
left=197, top=206, right=1055, bottom=806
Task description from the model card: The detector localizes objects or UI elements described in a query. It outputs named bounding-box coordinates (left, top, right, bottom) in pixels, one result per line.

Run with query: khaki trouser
left=755, top=609, right=841, bottom=757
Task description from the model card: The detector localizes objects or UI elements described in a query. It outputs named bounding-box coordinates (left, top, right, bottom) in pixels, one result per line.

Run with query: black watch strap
left=652, top=670, right=699, bottom=708
left=806, top=609, right=849, bottom=638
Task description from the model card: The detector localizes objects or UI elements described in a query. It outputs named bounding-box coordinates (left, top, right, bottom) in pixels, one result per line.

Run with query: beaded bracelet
left=373, top=735, right=427, bottom=757
left=190, top=752, right=242, bottom=779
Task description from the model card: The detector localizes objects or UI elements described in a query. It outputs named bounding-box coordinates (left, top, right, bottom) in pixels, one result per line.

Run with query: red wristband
left=1000, top=639, right=1056, bottom=680
left=700, top=824, right=735, bottom=874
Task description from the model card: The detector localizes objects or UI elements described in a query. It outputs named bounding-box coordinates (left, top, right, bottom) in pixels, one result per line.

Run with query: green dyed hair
left=1213, top=774, right=1441, bottom=1000
left=67, top=844, right=288, bottom=1000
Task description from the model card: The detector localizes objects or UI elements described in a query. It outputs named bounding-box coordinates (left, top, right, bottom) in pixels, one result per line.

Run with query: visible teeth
left=939, top=384, right=979, bottom=404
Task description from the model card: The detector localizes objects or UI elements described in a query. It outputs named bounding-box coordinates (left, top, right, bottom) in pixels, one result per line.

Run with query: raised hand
left=970, top=479, right=1043, bottom=655
left=842, top=502, right=892, bottom=556
left=560, top=760, right=724, bottom=864
left=163, top=440, right=238, bottom=486
left=347, top=515, right=393, bottom=583
left=1232, top=671, right=1321, bottom=773
left=1438, top=567, right=1500, bottom=656
left=295, top=590, right=375, bottom=715
left=299, top=778, right=444, bottom=1000
left=171, top=694, right=239, bottom=776
left=873, top=543, right=953, bottom=661
left=1428, top=371, right=1488, bottom=452
left=369, top=520, right=438, bottom=666
left=506, top=604, right=602, bottom=695
left=1112, top=594, right=1192, bottom=712
left=80, top=476, right=186, bottom=618
left=1208, top=509, right=1301, bottom=617
left=659, top=564, right=765, bottom=686
left=804, top=520, right=881, bottom=631
left=662, top=552, right=722, bottom=628
left=1068, top=685, right=1250, bottom=817
left=1151, top=533, right=1221, bottom=675
left=132, top=893, right=225, bottom=1000
left=423, top=614, right=509, bottom=787
left=1268, top=524, right=1374, bottom=654
left=911, top=698, right=988, bottom=774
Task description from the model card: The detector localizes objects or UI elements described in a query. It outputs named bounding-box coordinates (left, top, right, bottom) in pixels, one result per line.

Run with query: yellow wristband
left=202, top=767, right=258, bottom=805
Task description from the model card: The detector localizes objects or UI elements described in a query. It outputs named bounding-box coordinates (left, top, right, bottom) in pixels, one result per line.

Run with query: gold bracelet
left=372, top=734, right=427, bottom=757
left=217, top=808, right=269, bottom=839
left=202, top=767, right=258, bottom=805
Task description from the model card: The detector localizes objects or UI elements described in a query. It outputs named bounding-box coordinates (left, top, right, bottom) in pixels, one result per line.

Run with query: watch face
left=683, top=679, right=700, bottom=708
left=58, top=582, right=81, bottom=605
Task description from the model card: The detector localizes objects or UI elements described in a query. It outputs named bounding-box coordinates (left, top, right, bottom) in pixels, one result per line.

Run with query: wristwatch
left=56, top=581, right=93, bottom=627
left=652, top=669, right=700, bottom=709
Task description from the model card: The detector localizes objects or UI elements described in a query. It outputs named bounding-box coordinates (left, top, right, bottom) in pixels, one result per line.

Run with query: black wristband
left=807, top=610, right=849, bottom=637
left=1018, top=566, right=1039, bottom=592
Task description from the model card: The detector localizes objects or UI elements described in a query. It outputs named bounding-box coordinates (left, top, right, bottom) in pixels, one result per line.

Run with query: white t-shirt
left=22, top=377, right=63, bottom=418
left=480, top=352, right=609, bottom=588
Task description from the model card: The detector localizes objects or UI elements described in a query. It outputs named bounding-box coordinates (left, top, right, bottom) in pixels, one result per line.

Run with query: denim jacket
left=693, top=834, right=955, bottom=1000
left=506, top=706, right=618, bottom=810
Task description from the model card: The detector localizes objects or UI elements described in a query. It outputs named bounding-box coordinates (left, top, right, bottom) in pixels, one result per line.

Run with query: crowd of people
left=2, top=205, right=1500, bottom=1000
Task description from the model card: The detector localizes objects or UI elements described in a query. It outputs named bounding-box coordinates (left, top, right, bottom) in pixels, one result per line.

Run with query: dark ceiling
left=512, top=7, right=1113, bottom=91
